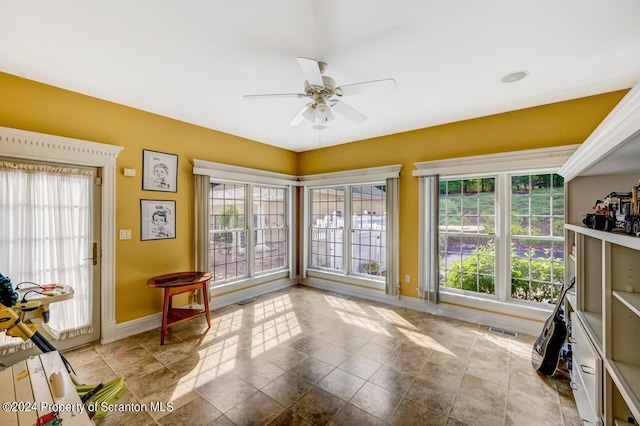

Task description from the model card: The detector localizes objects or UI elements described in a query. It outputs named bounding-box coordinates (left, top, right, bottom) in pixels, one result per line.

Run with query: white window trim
left=0, top=126, right=123, bottom=343
left=413, top=145, right=580, bottom=177
left=414, top=145, right=578, bottom=319
left=300, top=165, right=401, bottom=291
left=192, top=159, right=298, bottom=292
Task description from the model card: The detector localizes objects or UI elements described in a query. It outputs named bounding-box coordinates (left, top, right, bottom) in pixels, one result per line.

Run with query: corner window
left=208, top=181, right=290, bottom=287
left=309, top=183, right=387, bottom=280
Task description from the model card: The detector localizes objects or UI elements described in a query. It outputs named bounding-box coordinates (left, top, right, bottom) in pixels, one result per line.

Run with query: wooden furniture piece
left=0, top=351, right=92, bottom=425
left=147, top=271, right=212, bottom=345
left=559, top=80, right=640, bottom=425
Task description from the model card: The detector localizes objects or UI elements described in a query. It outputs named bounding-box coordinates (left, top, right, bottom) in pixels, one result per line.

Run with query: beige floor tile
left=464, top=356, right=510, bottom=387
left=405, top=377, right=456, bottom=416
left=506, top=389, right=564, bottom=426
left=157, top=396, right=222, bottom=425
left=388, top=398, right=449, bottom=426
left=369, top=364, right=416, bottom=395
left=350, top=381, right=402, bottom=421
left=457, top=373, right=508, bottom=410
left=329, top=403, right=387, bottom=426
left=269, top=409, right=313, bottom=425
left=288, top=356, right=335, bottom=384
left=317, top=368, right=366, bottom=401
left=418, top=360, right=465, bottom=390
left=311, top=343, right=353, bottom=366
left=232, top=359, right=285, bottom=389
left=224, top=391, right=285, bottom=426
left=449, top=393, right=506, bottom=426
left=196, top=373, right=258, bottom=413
left=266, top=346, right=309, bottom=370
left=261, top=372, right=313, bottom=407
left=290, top=387, right=346, bottom=426
left=58, top=285, right=581, bottom=425
left=355, top=341, right=397, bottom=364
left=337, top=353, right=382, bottom=380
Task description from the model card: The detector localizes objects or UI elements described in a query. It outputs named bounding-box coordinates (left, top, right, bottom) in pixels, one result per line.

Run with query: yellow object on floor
left=75, top=377, right=128, bottom=421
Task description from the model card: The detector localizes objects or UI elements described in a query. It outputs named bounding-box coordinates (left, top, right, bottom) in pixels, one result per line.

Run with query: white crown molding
left=558, top=80, right=640, bottom=181
left=413, top=145, right=579, bottom=177
left=299, top=164, right=402, bottom=186
left=0, top=126, right=123, bottom=167
left=192, top=159, right=297, bottom=186
left=0, top=126, right=123, bottom=345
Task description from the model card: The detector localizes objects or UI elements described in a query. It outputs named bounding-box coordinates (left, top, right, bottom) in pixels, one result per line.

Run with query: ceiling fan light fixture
left=501, top=70, right=529, bottom=83
left=302, top=105, right=316, bottom=122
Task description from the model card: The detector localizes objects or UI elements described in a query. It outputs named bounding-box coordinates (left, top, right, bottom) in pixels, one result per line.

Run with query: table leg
left=161, top=288, right=170, bottom=345
left=202, top=282, right=211, bottom=328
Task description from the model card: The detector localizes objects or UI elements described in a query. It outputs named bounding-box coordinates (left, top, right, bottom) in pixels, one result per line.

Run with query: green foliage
left=441, top=243, right=496, bottom=294
left=218, top=205, right=244, bottom=230
left=441, top=243, right=564, bottom=303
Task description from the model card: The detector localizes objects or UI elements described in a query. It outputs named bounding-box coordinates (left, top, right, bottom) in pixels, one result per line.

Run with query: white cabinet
left=560, top=80, right=640, bottom=425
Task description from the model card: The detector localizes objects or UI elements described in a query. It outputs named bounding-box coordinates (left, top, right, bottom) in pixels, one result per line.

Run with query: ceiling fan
left=244, top=57, right=397, bottom=129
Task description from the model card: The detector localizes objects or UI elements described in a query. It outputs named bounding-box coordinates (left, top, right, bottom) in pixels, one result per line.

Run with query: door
left=0, top=158, right=101, bottom=363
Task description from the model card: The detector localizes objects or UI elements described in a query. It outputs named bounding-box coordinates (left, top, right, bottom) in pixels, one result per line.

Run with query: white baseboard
left=301, top=277, right=543, bottom=336
left=101, top=278, right=296, bottom=344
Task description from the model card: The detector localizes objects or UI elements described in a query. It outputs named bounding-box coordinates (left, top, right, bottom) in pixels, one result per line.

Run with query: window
left=439, top=177, right=496, bottom=294
left=415, top=146, right=577, bottom=311
left=510, top=173, right=565, bottom=302
left=302, top=165, right=401, bottom=293
left=310, top=187, right=345, bottom=271
left=309, top=184, right=387, bottom=279
left=438, top=173, right=564, bottom=304
left=208, top=181, right=289, bottom=286
left=253, top=185, right=287, bottom=273
left=209, top=183, right=247, bottom=283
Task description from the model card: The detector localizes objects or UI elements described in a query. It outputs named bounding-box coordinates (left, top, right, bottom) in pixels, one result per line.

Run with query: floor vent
left=489, top=327, right=518, bottom=337
left=237, top=298, right=255, bottom=305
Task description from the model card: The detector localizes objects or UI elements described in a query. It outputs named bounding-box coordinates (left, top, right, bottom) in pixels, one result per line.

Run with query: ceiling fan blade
left=335, top=78, right=397, bottom=97
left=331, top=100, right=366, bottom=124
left=289, top=104, right=313, bottom=126
left=297, top=57, right=324, bottom=88
left=244, top=93, right=306, bottom=100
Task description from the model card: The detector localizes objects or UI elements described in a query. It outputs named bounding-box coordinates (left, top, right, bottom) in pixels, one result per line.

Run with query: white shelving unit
left=559, top=80, right=640, bottom=425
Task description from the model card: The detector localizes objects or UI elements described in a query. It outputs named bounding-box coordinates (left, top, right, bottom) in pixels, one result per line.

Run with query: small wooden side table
left=147, top=271, right=212, bottom=345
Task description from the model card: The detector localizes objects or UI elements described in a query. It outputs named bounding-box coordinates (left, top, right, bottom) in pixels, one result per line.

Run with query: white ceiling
left=1, top=1, right=639, bottom=153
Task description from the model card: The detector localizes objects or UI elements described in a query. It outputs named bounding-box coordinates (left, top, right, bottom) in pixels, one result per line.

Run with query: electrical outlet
left=119, top=229, right=132, bottom=240
left=405, top=274, right=411, bottom=283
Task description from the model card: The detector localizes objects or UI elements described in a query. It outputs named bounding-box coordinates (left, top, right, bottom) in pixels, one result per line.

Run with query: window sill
left=306, top=269, right=385, bottom=291
left=438, top=290, right=552, bottom=323
left=210, top=270, right=290, bottom=297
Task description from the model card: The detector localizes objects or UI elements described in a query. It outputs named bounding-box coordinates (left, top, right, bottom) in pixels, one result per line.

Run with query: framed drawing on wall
left=141, top=199, right=176, bottom=241
left=142, top=149, right=178, bottom=192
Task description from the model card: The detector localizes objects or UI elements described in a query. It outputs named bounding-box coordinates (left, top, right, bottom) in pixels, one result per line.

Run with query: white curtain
left=0, top=160, right=94, bottom=354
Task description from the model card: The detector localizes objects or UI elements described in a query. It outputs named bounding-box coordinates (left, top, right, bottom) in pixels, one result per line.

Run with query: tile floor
left=63, top=285, right=581, bottom=425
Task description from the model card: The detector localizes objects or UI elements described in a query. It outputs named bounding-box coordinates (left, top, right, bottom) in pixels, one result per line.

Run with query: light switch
left=119, top=229, right=132, bottom=240
left=123, top=168, right=136, bottom=177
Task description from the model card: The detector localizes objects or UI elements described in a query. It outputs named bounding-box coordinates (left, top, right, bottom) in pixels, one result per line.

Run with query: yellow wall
left=297, top=90, right=628, bottom=297
left=0, top=72, right=297, bottom=322
left=0, top=71, right=627, bottom=320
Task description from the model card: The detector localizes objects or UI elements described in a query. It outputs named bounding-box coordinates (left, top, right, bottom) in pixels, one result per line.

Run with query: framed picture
left=142, top=149, right=178, bottom=192
left=140, top=199, right=176, bottom=241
